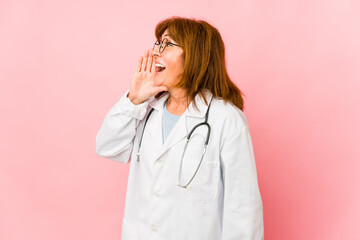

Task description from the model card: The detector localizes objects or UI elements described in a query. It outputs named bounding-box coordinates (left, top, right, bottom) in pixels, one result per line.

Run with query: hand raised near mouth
left=128, top=49, right=168, bottom=105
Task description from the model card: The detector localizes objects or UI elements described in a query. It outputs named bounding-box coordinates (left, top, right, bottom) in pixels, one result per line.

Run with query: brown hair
left=155, top=16, right=244, bottom=111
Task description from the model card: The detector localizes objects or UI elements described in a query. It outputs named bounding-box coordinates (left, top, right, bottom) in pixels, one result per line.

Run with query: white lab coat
left=96, top=89, right=264, bottom=240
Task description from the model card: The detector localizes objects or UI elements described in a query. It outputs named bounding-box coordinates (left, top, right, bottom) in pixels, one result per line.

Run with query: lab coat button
left=151, top=190, right=160, bottom=197
left=150, top=224, right=158, bottom=232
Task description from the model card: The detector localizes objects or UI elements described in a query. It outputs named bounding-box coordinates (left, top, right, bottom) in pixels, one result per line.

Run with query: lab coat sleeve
left=220, top=124, right=264, bottom=240
left=95, top=90, right=152, bottom=163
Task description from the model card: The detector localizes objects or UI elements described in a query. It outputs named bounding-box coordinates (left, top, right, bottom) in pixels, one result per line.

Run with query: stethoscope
left=136, top=97, right=213, bottom=188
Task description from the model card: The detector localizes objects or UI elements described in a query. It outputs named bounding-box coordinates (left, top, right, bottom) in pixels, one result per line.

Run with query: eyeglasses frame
left=153, top=38, right=181, bottom=54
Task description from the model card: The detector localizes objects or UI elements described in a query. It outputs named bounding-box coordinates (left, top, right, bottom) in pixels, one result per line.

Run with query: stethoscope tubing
left=136, top=108, right=155, bottom=162
left=136, top=97, right=214, bottom=188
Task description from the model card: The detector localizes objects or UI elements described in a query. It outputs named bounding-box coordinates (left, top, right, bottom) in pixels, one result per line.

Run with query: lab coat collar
left=149, top=90, right=213, bottom=119
left=148, top=90, right=213, bottom=161
left=149, top=92, right=170, bottom=111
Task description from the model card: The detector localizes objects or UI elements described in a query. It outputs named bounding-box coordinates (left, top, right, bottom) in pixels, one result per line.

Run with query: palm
left=129, top=49, right=167, bottom=104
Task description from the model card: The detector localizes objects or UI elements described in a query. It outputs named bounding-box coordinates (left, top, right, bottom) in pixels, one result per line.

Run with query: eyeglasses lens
left=153, top=39, right=168, bottom=53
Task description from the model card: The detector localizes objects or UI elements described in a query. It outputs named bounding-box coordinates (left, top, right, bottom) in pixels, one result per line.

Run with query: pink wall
left=1, top=0, right=359, bottom=239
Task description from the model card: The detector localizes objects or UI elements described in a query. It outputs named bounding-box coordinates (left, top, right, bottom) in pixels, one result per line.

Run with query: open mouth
left=155, top=63, right=166, bottom=72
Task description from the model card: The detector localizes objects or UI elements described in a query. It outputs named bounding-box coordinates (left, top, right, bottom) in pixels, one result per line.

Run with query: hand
left=128, top=49, right=168, bottom=105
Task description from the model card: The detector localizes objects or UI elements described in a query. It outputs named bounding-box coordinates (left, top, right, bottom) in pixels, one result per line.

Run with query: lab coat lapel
left=147, top=93, right=169, bottom=158
left=158, top=115, right=188, bottom=157
left=146, top=106, right=163, bottom=156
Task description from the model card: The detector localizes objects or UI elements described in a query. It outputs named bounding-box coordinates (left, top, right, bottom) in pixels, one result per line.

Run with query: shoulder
left=209, top=97, right=249, bottom=131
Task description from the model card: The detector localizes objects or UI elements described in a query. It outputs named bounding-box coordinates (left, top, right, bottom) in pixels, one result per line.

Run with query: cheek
left=166, top=53, right=184, bottom=73
left=171, top=59, right=184, bottom=75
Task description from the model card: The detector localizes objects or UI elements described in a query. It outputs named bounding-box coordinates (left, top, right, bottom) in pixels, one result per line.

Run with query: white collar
left=149, top=90, right=213, bottom=119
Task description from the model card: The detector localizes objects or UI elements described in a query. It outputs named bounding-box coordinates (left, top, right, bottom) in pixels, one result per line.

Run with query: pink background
left=1, top=0, right=359, bottom=239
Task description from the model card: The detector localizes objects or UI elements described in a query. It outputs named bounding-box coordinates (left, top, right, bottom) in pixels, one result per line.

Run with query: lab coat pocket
left=180, top=160, right=220, bottom=203
left=121, top=218, right=138, bottom=240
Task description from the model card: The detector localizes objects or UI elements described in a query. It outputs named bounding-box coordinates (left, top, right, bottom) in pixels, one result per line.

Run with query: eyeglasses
left=153, top=38, right=181, bottom=54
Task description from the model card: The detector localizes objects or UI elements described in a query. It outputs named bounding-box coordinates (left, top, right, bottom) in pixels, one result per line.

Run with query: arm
left=96, top=49, right=167, bottom=163
left=95, top=90, right=151, bottom=163
left=220, top=124, right=264, bottom=239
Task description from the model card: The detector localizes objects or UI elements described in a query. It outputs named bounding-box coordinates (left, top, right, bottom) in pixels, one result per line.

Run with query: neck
left=166, top=88, right=190, bottom=116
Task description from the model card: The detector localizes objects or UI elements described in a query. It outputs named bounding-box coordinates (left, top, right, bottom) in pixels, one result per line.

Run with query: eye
left=163, top=38, right=175, bottom=46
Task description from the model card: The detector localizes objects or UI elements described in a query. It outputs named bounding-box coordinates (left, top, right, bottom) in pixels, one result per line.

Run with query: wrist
left=127, top=92, right=142, bottom=105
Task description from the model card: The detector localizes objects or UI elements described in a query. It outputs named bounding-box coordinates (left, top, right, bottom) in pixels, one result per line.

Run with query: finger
left=146, top=52, right=153, bottom=72
left=136, top=56, right=143, bottom=72
left=150, top=54, right=156, bottom=73
left=141, top=50, right=148, bottom=72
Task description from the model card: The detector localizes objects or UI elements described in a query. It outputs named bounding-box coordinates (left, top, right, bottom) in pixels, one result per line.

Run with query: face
left=152, top=29, right=184, bottom=90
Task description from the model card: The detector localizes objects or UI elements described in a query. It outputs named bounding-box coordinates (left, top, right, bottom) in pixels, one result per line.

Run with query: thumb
left=155, top=85, right=168, bottom=94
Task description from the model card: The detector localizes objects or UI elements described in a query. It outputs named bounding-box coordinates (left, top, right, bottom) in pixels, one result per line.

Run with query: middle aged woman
left=96, top=16, right=264, bottom=240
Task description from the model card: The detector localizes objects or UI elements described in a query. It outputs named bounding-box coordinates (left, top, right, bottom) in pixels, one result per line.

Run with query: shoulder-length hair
left=155, top=16, right=244, bottom=111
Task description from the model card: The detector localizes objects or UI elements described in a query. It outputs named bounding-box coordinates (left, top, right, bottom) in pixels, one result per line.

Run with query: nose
left=152, top=46, right=160, bottom=57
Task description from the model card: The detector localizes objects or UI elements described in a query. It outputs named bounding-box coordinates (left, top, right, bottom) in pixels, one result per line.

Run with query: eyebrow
left=161, top=34, right=170, bottom=40
left=161, top=34, right=177, bottom=43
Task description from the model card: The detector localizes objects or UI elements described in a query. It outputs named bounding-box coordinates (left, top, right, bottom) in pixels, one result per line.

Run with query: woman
left=96, top=17, right=264, bottom=240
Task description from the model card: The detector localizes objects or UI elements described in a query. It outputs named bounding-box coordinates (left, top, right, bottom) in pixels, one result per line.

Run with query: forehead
left=161, top=29, right=172, bottom=39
